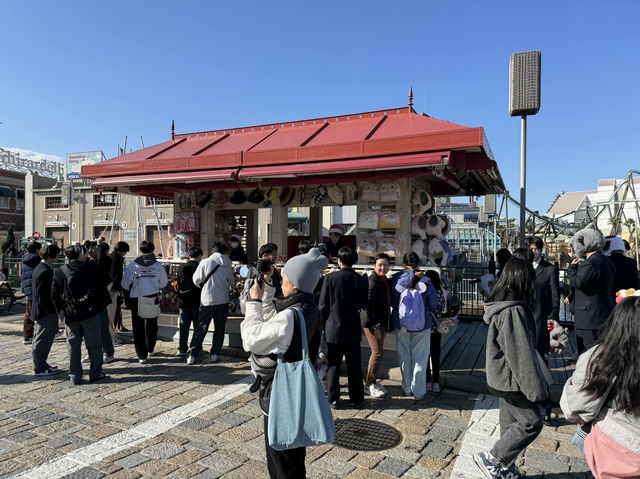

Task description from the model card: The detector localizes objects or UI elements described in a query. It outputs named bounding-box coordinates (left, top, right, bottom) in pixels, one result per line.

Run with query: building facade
left=0, top=169, right=26, bottom=243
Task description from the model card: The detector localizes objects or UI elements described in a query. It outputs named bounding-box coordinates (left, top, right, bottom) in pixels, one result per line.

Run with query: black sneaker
left=34, top=366, right=61, bottom=377
left=23, top=338, right=33, bottom=345
left=500, top=463, right=524, bottom=479
left=473, top=451, right=502, bottom=479
left=70, top=377, right=83, bottom=386
left=89, top=373, right=107, bottom=383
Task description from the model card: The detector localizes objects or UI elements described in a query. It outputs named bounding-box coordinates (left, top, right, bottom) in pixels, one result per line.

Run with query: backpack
left=61, top=264, right=97, bottom=322
left=395, top=271, right=427, bottom=331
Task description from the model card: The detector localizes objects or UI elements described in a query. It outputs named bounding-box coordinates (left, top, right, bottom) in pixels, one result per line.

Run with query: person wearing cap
left=604, top=235, right=639, bottom=301
left=229, top=234, right=248, bottom=264
left=241, top=248, right=328, bottom=479
left=324, top=224, right=346, bottom=263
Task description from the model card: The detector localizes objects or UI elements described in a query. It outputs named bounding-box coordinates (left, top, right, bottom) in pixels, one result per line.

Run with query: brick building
left=0, top=169, right=26, bottom=243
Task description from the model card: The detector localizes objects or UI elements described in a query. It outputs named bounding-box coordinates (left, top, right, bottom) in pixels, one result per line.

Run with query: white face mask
left=230, top=242, right=240, bottom=248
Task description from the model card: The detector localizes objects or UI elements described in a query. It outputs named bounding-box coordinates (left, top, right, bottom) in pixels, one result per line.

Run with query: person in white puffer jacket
left=121, top=241, right=168, bottom=364
left=186, top=242, right=234, bottom=365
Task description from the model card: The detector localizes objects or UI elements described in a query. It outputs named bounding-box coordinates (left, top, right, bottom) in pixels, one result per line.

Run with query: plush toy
left=345, top=183, right=359, bottom=203
left=361, top=182, right=381, bottom=202
left=412, top=189, right=434, bottom=216
left=439, top=215, right=451, bottom=237
left=327, top=184, right=344, bottom=207
left=548, top=320, right=569, bottom=354
left=411, top=215, right=428, bottom=238
left=603, top=235, right=626, bottom=256
left=436, top=318, right=455, bottom=335
left=379, top=211, right=400, bottom=229
left=570, top=224, right=604, bottom=258
left=425, top=214, right=446, bottom=239
left=615, top=288, right=639, bottom=303
left=411, top=237, right=452, bottom=266
left=380, top=181, right=402, bottom=202
left=358, top=210, right=379, bottom=230
left=478, top=273, right=497, bottom=298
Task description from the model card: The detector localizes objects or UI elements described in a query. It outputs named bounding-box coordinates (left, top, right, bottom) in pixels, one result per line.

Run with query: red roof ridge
left=173, top=106, right=469, bottom=140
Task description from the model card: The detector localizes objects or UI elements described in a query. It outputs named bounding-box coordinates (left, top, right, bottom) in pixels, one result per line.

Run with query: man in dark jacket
left=107, top=241, right=129, bottom=333
left=604, top=235, right=639, bottom=300
left=177, top=247, right=203, bottom=356
left=567, top=229, right=615, bottom=353
left=318, top=246, right=368, bottom=408
left=21, top=241, right=42, bottom=345
left=31, top=244, right=62, bottom=376
left=527, top=237, right=560, bottom=357
left=90, top=243, right=114, bottom=363
left=53, top=243, right=105, bottom=385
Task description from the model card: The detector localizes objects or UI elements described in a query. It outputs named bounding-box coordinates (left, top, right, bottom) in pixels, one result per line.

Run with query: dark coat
left=532, top=260, right=560, bottom=356
left=21, top=253, right=42, bottom=299
left=52, top=260, right=101, bottom=322
left=90, top=251, right=112, bottom=309
left=567, top=251, right=615, bottom=330
left=109, top=251, right=125, bottom=292
left=609, top=252, right=639, bottom=300
left=318, top=267, right=368, bottom=344
left=365, top=272, right=393, bottom=331
left=30, top=262, right=56, bottom=321
left=177, top=259, right=201, bottom=310
left=229, top=246, right=248, bottom=264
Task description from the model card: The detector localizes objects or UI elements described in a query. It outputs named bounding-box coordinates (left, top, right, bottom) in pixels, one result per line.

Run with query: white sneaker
left=376, top=382, right=387, bottom=394
left=103, top=354, right=115, bottom=364
left=82, top=356, right=90, bottom=364
left=210, top=353, right=218, bottom=363
left=365, top=383, right=386, bottom=398
left=139, top=358, right=148, bottom=364
left=186, top=354, right=196, bottom=365
left=35, top=366, right=61, bottom=377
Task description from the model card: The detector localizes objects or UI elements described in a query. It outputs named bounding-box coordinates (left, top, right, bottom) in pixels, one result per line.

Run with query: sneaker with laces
left=473, top=451, right=502, bottom=479
left=139, top=357, right=148, bottom=364
left=34, top=366, right=61, bottom=377
left=432, top=383, right=441, bottom=393
left=23, top=338, right=33, bottom=345
left=186, top=354, right=196, bottom=365
left=500, top=463, right=524, bottom=479
left=210, top=353, right=218, bottom=363
left=376, top=382, right=387, bottom=394
left=55, top=329, right=64, bottom=338
left=177, top=351, right=188, bottom=357
left=365, top=383, right=386, bottom=398
left=103, top=354, right=115, bottom=364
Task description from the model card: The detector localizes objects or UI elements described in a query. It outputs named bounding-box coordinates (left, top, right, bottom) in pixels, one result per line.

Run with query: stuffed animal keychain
left=548, top=320, right=568, bottom=354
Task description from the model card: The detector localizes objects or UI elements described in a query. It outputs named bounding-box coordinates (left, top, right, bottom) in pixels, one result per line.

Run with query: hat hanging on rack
left=248, top=188, right=265, bottom=204
left=279, top=186, right=295, bottom=207
left=311, top=186, right=328, bottom=207
left=229, top=189, right=247, bottom=205
left=327, top=184, right=345, bottom=207
left=345, top=183, right=359, bottom=203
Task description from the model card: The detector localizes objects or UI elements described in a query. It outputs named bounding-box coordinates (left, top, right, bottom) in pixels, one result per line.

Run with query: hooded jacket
left=177, top=259, right=201, bottom=310
left=121, top=254, right=168, bottom=298
left=21, top=253, right=42, bottom=299
left=483, top=300, right=549, bottom=403
left=52, top=259, right=100, bottom=322
left=192, top=252, right=234, bottom=306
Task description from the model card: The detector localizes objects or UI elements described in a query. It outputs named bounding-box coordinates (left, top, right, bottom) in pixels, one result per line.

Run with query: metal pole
left=108, top=193, right=119, bottom=245
left=519, top=115, right=527, bottom=247
left=505, top=193, right=510, bottom=249
left=493, top=214, right=497, bottom=261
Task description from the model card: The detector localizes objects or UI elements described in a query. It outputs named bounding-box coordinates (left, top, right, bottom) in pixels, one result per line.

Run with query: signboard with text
left=66, top=151, right=105, bottom=180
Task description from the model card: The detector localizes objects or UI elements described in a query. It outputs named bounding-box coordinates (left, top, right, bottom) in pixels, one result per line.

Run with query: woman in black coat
left=363, top=253, right=393, bottom=398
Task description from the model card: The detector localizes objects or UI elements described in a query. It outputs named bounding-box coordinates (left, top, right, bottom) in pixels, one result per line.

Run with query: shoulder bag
left=267, top=308, right=335, bottom=450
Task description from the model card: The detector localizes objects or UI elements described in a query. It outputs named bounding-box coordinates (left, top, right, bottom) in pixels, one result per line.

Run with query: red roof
left=83, top=106, right=504, bottom=196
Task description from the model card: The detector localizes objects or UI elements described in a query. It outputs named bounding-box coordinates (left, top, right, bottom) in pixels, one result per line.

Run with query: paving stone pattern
left=0, top=314, right=593, bottom=478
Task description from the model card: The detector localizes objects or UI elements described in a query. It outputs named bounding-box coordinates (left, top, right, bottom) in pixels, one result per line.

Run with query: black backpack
left=61, top=264, right=97, bottom=322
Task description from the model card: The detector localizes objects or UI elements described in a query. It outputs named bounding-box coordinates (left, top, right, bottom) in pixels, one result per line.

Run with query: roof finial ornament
left=408, top=86, right=413, bottom=110
left=171, top=120, right=175, bottom=140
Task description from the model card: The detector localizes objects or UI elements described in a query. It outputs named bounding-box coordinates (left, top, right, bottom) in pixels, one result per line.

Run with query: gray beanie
left=570, top=224, right=604, bottom=258
left=282, top=247, right=329, bottom=293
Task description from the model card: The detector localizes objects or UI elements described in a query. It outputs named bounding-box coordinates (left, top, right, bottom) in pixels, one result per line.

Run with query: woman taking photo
left=474, top=258, right=548, bottom=479
left=560, top=296, right=640, bottom=478
left=363, top=253, right=393, bottom=398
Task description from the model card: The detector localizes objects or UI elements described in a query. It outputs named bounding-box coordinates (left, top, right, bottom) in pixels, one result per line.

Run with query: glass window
left=93, top=194, right=118, bottom=207
left=45, top=196, right=63, bottom=209
left=145, top=197, right=173, bottom=206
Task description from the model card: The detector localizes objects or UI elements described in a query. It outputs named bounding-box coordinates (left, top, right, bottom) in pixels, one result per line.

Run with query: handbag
left=267, top=309, right=335, bottom=451
left=137, top=296, right=160, bottom=319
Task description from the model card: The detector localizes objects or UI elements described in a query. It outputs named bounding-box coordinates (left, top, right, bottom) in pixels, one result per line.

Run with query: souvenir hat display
left=229, top=189, right=247, bottom=204
left=327, top=184, right=345, bottom=207
left=412, top=189, right=434, bottom=215
left=379, top=211, right=400, bottom=229
left=262, top=187, right=278, bottom=207
left=279, top=186, right=295, bottom=207
left=361, top=182, right=380, bottom=202
left=357, top=235, right=378, bottom=257
left=357, top=210, right=379, bottom=230
left=380, top=181, right=402, bottom=202
left=248, top=188, right=265, bottom=204
left=311, top=186, right=328, bottom=207
left=345, top=183, right=359, bottom=203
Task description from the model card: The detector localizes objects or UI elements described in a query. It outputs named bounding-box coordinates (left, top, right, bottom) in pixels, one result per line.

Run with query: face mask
left=533, top=252, right=542, bottom=262
left=230, top=242, right=240, bottom=248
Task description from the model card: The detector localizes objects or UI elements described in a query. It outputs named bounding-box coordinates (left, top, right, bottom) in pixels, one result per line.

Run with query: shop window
left=0, top=196, right=8, bottom=208
left=93, top=193, right=118, bottom=208
left=145, top=197, right=173, bottom=206
left=45, top=196, right=63, bottom=209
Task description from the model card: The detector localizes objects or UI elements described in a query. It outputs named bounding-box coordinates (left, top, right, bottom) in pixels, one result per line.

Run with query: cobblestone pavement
left=0, top=314, right=593, bottom=479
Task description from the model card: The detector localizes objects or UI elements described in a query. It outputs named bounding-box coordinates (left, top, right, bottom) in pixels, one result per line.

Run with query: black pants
left=189, top=304, right=229, bottom=356
left=490, top=395, right=543, bottom=466
left=426, top=331, right=441, bottom=383
left=263, top=414, right=305, bottom=479
left=575, top=328, right=598, bottom=354
left=130, top=300, right=158, bottom=360
left=326, top=342, right=364, bottom=404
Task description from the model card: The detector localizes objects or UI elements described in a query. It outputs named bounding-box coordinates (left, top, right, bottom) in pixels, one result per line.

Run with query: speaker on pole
left=484, top=194, right=497, bottom=215
left=509, top=51, right=541, bottom=117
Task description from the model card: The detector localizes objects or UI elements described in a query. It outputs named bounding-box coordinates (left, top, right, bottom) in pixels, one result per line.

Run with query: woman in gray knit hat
left=241, top=248, right=328, bottom=479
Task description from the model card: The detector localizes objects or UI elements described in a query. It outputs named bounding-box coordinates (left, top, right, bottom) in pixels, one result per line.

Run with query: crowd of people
left=11, top=225, right=640, bottom=479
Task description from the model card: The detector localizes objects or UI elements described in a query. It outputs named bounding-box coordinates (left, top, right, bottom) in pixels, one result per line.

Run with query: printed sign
left=66, top=151, right=105, bottom=180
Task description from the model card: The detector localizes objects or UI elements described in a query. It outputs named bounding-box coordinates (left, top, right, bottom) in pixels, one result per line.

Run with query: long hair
left=486, top=257, right=536, bottom=309
left=582, top=296, right=640, bottom=413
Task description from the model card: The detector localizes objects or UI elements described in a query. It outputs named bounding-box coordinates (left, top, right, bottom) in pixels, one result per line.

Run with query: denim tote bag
left=267, top=308, right=335, bottom=451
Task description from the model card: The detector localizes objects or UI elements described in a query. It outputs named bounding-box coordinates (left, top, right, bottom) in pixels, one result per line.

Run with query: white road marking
left=11, top=375, right=253, bottom=479
left=449, top=394, right=500, bottom=479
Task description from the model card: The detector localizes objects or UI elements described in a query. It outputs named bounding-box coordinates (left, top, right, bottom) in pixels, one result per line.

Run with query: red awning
left=237, top=152, right=448, bottom=180
left=92, top=168, right=236, bottom=187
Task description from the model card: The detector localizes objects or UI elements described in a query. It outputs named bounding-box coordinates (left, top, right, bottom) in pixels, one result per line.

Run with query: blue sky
left=1, top=1, right=638, bottom=215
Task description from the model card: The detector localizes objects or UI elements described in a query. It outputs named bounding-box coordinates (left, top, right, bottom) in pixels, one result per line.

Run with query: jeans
left=99, top=308, right=114, bottom=356
left=189, top=304, right=229, bottom=356
left=178, top=308, right=198, bottom=354
left=66, top=314, right=103, bottom=382
left=490, top=395, right=543, bottom=466
left=130, top=299, right=158, bottom=360
left=363, top=327, right=387, bottom=386
left=426, top=331, right=441, bottom=384
left=326, top=341, right=364, bottom=404
left=32, top=313, right=58, bottom=373
left=263, top=414, right=306, bottom=478
left=396, top=329, right=430, bottom=399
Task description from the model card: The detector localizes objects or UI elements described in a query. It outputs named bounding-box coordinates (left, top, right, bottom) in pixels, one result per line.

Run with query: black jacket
left=532, top=260, right=560, bottom=356
left=109, top=251, right=125, bottom=292
left=365, top=272, right=393, bottom=331
left=177, top=260, right=201, bottom=310
left=52, top=260, right=100, bottom=323
left=229, top=246, right=248, bottom=264
left=91, top=249, right=112, bottom=309
left=318, top=267, right=368, bottom=344
left=567, top=251, right=615, bottom=330
left=609, top=252, right=639, bottom=300
left=30, top=262, right=56, bottom=321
